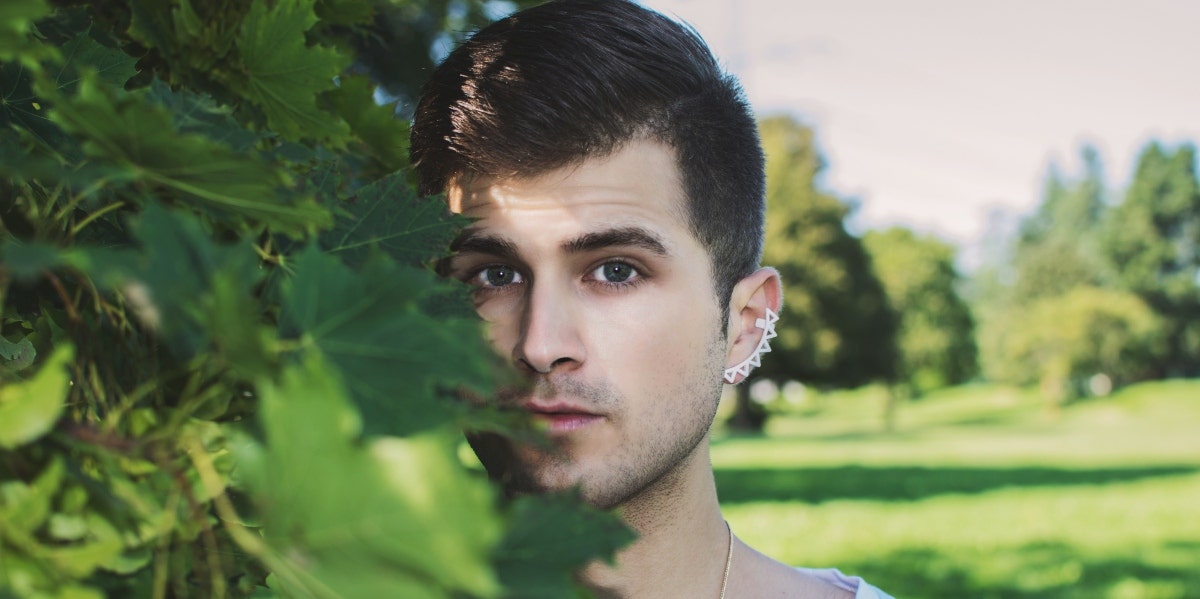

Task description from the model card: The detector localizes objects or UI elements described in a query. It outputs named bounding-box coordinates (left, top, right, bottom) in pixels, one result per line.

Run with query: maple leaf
left=0, top=32, right=136, bottom=155
left=279, top=246, right=492, bottom=436
left=46, top=71, right=331, bottom=236
left=320, top=170, right=467, bottom=269
left=322, top=74, right=410, bottom=172
left=236, top=352, right=501, bottom=598
left=0, top=345, right=73, bottom=449
left=494, top=494, right=636, bottom=598
left=237, top=0, right=351, bottom=142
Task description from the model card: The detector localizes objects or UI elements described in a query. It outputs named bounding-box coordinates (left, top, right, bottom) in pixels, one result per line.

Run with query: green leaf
left=53, top=205, right=271, bottom=371
left=322, top=75, right=410, bottom=171
left=0, top=456, right=64, bottom=535
left=493, top=494, right=636, bottom=599
left=0, top=0, right=53, bottom=62
left=205, top=269, right=277, bottom=378
left=42, top=513, right=125, bottom=578
left=51, top=586, right=104, bottom=599
left=0, top=61, right=68, bottom=151
left=124, top=0, right=176, bottom=61
left=320, top=171, right=466, bottom=268
left=55, top=32, right=140, bottom=91
left=280, top=245, right=492, bottom=436
left=45, top=71, right=331, bottom=236
left=0, top=344, right=73, bottom=449
left=146, top=79, right=260, bottom=152
left=314, top=0, right=375, bottom=26
left=1, top=32, right=138, bottom=155
left=237, top=0, right=351, bottom=142
left=123, top=205, right=267, bottom=367
left=237, top=352, right=501, bottom=598
left=0, top=241, right=63, bottom=280
left=47, top=513, right=89, bottom=541
left=0, top=335, right=36, bottom=372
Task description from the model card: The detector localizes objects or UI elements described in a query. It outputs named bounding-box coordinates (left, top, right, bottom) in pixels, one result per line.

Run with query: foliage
left=988, top=286, right=1166, bottom=401
left=728, top=115, right=897, bottom=431
left=975, top=142, right=1200, bottom=397
left=863, top=228, right=977, bottom=396
left=1102, top=142, right=1200, bottom=377
left=0, top=2, right=629, bottom=598
left=345, top=0, right=540, bottom=115
left=1010, top=147, right=1111, bottom=303
left=753, top=115, right=898, bottom=389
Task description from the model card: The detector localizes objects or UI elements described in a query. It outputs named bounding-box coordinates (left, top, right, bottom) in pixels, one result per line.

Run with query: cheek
left=594, top=292, right=719, bottom=385
left=475, top=297, right=523, bottom=354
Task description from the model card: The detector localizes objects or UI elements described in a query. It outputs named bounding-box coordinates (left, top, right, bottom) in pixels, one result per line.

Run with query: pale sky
left=639, top=0, right=1200, bottom=257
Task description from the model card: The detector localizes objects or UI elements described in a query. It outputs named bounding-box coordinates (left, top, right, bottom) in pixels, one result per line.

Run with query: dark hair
left=410, top=0, right=765, bottom=305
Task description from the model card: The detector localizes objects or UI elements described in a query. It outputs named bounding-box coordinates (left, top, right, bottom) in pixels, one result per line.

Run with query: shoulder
left=793, top=567, right=895, bottom=599
left=732, top=542, right=856, bottom=598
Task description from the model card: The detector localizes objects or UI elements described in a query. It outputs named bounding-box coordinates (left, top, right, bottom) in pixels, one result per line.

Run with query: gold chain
left=719, top=520, right=733, bottom=599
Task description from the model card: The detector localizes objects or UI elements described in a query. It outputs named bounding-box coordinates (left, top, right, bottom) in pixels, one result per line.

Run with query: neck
left=577, top=437, right=731, bottom=598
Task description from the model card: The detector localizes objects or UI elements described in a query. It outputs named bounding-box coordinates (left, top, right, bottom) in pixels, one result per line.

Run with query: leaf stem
left=69, top=200, right=127, bottom=237
left=184, top=436, right=344, bottom=599
left=45, top=271, right=81, bottom=323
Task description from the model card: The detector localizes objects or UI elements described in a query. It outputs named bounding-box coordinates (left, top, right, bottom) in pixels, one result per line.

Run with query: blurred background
left=631, top=1, right=1200, bottom=597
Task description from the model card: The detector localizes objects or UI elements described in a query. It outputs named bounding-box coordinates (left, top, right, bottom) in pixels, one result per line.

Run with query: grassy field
left=711, top=380, right=1200, bottom=598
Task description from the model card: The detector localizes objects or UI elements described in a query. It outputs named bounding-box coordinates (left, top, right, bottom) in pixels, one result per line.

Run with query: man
left=411, top=1, right=892, bottom=597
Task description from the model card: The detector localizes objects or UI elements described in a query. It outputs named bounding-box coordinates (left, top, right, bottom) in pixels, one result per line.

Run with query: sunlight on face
left=446, top=139, right=728, bottom=508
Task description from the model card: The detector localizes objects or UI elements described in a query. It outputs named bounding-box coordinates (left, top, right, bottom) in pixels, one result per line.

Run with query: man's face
left=446, top=138, right=728, bottom=509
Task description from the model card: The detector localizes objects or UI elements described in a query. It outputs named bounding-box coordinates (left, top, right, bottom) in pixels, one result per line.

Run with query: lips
left=523, top=400, right=603, bottom=433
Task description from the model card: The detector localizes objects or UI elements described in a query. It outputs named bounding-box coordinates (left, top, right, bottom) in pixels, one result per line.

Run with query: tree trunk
left=882, top=385, right=901, bottom=433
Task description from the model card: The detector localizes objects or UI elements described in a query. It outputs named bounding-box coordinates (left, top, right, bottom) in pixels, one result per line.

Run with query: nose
left=513, top=280, right=585, bottom=374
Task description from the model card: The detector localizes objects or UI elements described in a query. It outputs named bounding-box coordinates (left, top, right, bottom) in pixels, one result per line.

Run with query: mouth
left=523, top=401, right=604, bottom=433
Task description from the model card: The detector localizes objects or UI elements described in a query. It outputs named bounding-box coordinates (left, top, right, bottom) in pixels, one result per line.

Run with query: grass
left=711, top=380, right=1200, bottom=598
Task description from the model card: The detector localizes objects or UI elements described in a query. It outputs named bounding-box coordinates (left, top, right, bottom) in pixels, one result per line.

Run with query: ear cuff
left=723, top=308, right=778, bottom=384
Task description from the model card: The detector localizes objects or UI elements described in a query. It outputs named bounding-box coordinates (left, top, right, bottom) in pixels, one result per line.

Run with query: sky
left=638, top=0, right=1200, bottom=259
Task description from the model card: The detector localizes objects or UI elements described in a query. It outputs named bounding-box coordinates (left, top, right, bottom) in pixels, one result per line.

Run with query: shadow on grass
left=715, top=465, right=1200, bottom=504
left=846, top=541, right=1200, bottom=598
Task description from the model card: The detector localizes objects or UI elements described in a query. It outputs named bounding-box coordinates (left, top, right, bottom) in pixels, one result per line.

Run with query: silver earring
left=723, top=308, right=778, bottom=383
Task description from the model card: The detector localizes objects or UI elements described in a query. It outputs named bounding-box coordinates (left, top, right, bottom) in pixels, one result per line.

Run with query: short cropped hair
left=410, top=0, right=765, bottom=306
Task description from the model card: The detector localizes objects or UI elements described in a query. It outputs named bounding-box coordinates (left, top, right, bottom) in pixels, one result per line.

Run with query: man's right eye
left=474, top=265, right=523, bottom=288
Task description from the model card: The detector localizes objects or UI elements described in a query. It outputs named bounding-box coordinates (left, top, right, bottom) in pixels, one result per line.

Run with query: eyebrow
left=450, top=226, right=670, bottom=260
left=562, top=227, right=669, bottom=256
left=450, top=232, right=521, bottom=262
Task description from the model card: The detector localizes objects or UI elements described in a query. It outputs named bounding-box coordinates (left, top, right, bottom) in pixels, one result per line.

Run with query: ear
left=724, top=267, right=783, bottom=384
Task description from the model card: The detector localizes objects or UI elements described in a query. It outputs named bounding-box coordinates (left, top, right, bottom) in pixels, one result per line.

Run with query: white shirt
left=796, top=567, right=895, bottom=599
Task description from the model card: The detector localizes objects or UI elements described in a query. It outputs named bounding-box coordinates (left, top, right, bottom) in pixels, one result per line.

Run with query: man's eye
left=592, top=262, right=639, bottom=283
left=475, top=265, right=523, bottom=287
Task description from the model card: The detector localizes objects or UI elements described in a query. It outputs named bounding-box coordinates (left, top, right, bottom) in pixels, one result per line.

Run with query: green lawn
left=711, top=381, right=1200, bottom=598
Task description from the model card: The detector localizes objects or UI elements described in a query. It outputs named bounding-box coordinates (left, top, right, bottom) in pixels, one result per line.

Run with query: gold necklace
left=719, top=520, right=733, bottom=599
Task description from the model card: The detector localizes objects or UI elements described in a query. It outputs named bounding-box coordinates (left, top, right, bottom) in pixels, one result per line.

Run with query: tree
left=976, top=145, right=1117, bottom=387
left=995, top=287, right=1166, bottom=404
left=1102, top=142, right=1200, bottom=377
left=731, top=115, right=897, bottom=431
left=1011, top=147, right=1110, bottom=303
left=0, top=2, right=629, bottom=598
left=863, top=227, right=978, bottom=397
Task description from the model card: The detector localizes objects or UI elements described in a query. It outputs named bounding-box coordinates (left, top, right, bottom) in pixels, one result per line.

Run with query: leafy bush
left=986, top=286, right=1166, bottom=402
left=0, top=1, right=630, bottom=597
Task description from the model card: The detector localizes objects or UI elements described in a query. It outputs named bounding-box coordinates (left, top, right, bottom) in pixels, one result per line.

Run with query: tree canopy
left=863, top=227, right=977, bottom=396
left=974, top=142, right=1197, bottom=400
left=754, top=115, right=898, bottom=389
left=1102, top=142, right=1200, bottom=377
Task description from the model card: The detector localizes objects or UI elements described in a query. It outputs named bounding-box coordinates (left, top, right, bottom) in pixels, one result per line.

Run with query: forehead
left=448, top=139, right=693, bottom=243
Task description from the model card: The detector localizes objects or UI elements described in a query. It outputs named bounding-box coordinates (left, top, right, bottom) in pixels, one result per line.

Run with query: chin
left=466, top=430, right=578, bottom=495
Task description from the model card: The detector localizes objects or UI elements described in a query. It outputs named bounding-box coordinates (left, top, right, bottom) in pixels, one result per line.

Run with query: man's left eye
left=592, top=262, right=639, bottom=283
